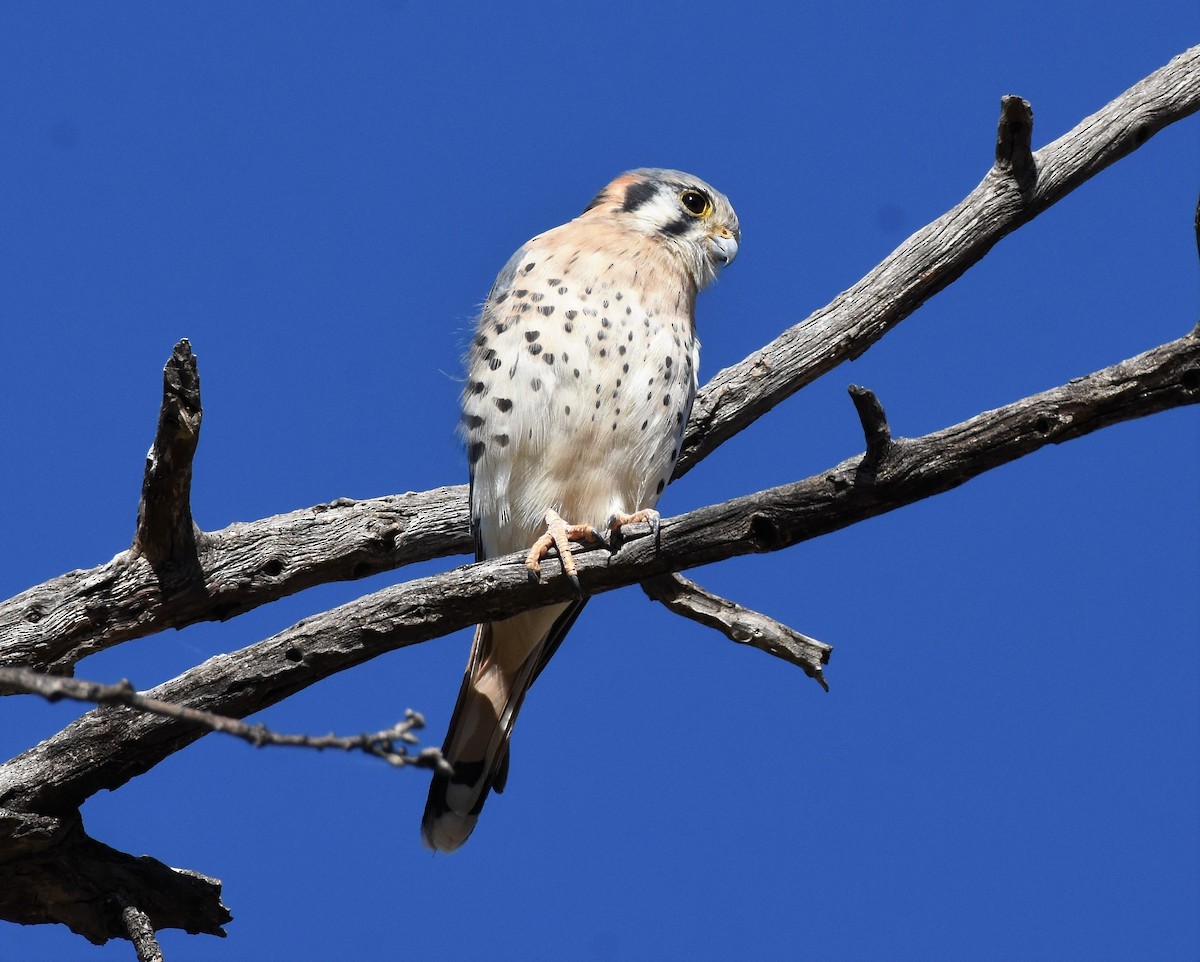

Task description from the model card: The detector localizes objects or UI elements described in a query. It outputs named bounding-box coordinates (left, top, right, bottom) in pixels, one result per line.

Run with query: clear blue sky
left=2, top=4, right=1197, bottom=960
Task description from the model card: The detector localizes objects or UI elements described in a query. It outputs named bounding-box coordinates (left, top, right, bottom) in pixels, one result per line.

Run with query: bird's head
left=582, top=168, right=740, bottom=290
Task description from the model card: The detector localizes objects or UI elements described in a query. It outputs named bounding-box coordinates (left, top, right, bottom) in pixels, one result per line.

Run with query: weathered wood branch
left=3, top=325, right=1195, bottom=823
left=640, top=573, right=832, bottom=690
left=132, top=339, right=203, bottom=566
left=0, top=806, right=231, bottom=943
left=674, top=44, right=1200, bottom=475
left=2, top=46, right=1196, bottom=679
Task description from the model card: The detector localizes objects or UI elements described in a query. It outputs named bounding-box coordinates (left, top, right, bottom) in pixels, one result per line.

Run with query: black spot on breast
left=468, top=441, right=485, bottom=464
left=564, top=321, right=574, bottom=333
left=495, top=434, right=509, bottom=447
left=558, top=286, right=568, bottom=295
left=565, top=309, right=577, bottom=320
left=525, top=330, right=540, bottom=342
left=531, top=378, right=542, bottom=391
left=495, top=397, right=513, bottom=412
left=475, top=333, right=488, bottom=347
left=618, top=345, right=626, bottom=355
left=523, top=262, right=536, bottom=273
left=573, top=368, right=580, bottom=378
left=601, top=317, right=611, bottom=328
left=564, top=405, right=571, bottom=415
left=665, top=356, right=673, bottom=368
left=539, top=305, right=555, bottom=316
left=530, top=292, right=544, bottom=302
left=464, top=414, right=484, bottom=429
left=469, top=381, right=486, bottom=394
left=543, top=352, right=554, bottom=364
left=641, top=419, right=649, bottom=430
left=548, top=277, right=561, bottom=286
left=489, top=357, right=502, bottom=370
left=656, top=478, right=666, bottom=495
left=663, top=394, right=671, bottom=406
left=514, top=289, right=528, bottom=298
left=621, top=179, right=658, bottom=213
left=529, top=343, right=543, bottom=355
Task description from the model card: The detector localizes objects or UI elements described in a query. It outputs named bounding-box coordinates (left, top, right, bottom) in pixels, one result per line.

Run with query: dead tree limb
left=3, top=325, right=1194, bottom=822
left=2, top=45, right=1196, bottom=680
left=640, top=573, right=832, bottom=691
left=0, top=48, right=1197, bottom=947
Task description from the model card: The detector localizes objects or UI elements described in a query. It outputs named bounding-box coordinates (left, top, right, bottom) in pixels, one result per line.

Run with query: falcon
left=422, top=168, right=740, bottom=851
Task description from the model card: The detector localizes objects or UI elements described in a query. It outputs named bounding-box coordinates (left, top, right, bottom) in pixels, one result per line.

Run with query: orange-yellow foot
left=606, top=508, right=662, bottom=544
left=525, top=509, right=602, bottom=592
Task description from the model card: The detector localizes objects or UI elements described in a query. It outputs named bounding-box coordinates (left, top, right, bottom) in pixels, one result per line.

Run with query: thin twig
left=0, top=666, right=448, bottom=774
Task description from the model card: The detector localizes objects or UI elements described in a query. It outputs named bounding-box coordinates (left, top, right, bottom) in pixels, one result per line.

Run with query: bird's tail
left=421, top=601, right=585, bottom=852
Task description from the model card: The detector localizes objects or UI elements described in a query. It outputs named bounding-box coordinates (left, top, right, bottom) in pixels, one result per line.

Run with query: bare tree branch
left=2, top=45, right=1196, bottom=679
left=132, top=339, right=203, bottom=566
left=1, top=49, right=1197, bottom=946
left=116, top=900, right=164, bottom=962
left=3, top=326, right=1194, bottom=821
left=0, top=807, right=231, bottom=944
left=0, top=666, right=447, bottom=773
left=641, top=573, right=832, bottom=690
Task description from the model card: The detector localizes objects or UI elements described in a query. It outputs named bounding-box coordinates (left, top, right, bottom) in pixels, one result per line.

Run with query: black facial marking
left=660, top=216, right=692, bottom=237
left=621, top=178, right=658, bottom=213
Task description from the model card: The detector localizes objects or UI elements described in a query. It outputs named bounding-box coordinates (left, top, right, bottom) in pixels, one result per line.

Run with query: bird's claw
left=606, top=508, right=662, bottom=547
left=525, top=509, right=599, bottom=591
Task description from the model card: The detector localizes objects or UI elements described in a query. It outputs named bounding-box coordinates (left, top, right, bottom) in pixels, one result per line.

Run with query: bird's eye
left=679, top=190, right=712, bottom=217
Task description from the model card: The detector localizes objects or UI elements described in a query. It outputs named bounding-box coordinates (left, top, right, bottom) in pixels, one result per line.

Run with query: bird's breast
left=464, top=256, right=699, bottom=558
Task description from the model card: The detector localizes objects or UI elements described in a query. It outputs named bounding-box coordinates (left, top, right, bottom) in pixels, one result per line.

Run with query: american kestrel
left=422, top=168, right=740, bottom=851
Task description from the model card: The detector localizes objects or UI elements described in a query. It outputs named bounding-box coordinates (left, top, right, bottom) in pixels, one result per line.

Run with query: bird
left=421, top=168, right=740, bottom=852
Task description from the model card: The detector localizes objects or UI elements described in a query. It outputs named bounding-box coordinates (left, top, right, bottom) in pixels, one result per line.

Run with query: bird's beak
left=707, top=229, right=739, bottom=269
